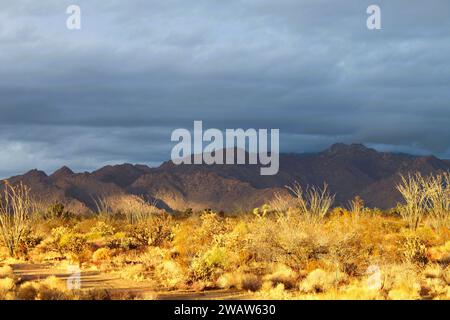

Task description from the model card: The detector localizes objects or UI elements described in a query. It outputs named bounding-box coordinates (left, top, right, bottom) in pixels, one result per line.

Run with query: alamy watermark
left=366, top=265, right=382, bottom=290
left=367, top=5, right=381, bottom=30
left=65, top=5, right=381, bottom=31
left=66, top=5, right=81, bottom=30
left=66, top=264, right=81, bottom=290
left=171, top=121, right=279, bottom=176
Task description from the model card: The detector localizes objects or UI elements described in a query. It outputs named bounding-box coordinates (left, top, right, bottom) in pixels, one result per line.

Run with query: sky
left=1, top=0, right=450, bottom=177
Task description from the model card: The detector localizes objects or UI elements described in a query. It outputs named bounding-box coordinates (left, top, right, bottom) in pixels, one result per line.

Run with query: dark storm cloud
left=0, top=0, right=450, bottom=177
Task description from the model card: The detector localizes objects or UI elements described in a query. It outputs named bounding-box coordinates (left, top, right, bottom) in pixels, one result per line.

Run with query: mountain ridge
left=2, top=143, right=450, bottom=213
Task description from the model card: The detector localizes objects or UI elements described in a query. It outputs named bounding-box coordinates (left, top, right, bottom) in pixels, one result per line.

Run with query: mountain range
left=2, top=143, right=450, bottom=213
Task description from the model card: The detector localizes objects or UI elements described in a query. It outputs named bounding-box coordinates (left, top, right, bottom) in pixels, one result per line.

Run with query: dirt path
left=10, top=263, right=252, bottom=300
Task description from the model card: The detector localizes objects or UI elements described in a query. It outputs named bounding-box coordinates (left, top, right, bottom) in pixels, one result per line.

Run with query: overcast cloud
left=0, top=0, right=450, bottom=177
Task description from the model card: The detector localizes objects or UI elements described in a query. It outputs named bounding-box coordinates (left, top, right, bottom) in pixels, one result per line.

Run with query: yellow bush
left=299, top=269, right=347, bottom=293
left=92, top=248, right=112, bottom=263
left=0, top=277, right=15, bottom=299
left=257, top=283, right=291, bottom=299
left=155, top=260, right=186, bottom=289
left=0, top=265, right=13, bottom=278
left=119, top=264, right=147, bottom=282
left=17, top=282, right=38, bottom=300
left=216, top=271, right=261, bottom=291
left=264, top=264, right=298, bottom=289
left=382, top=264, right=421, bottom=300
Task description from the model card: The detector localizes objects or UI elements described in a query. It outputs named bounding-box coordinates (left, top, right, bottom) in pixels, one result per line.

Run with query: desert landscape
left=1, top=1, right=450, bottom=306
left=0, top=145, right=449, bottom=300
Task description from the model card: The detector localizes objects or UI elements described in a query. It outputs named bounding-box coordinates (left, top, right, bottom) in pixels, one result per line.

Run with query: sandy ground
left=10, top=263, right=252, bottom=300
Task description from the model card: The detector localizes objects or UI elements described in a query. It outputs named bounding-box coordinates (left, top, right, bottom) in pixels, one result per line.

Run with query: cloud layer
left=1, top=0, right=450, bottom=177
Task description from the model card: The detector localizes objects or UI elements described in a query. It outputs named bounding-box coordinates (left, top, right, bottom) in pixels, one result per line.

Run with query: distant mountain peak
left=326, top=143, right=373, bottom=154
left=51, top=166, right=74, bottom=178
left=23, top=169, right=48, bottom=178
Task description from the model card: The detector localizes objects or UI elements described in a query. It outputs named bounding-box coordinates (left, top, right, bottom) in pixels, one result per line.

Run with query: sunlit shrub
left=400, top=236, right=428, bottom=265
left=119, top=264, right=147, bottom=282
left=263, top=264, right=298, bottom=289
left=88, top=221, right=115, bottom=239
left=382, top=264, right=421, bottom=300
left=216, top=271, right=261, bottom=291
left=127, top=217, right=172, bottom=247
left=92, top=248, right=112, bottom=264
left=0, top=277, right=15, bottom=299
left=16, top=282, right=38, bottom=300
left=0, top=182, right=34, bottom=256
left=191, top=245, right=230, bottom=281
left=299, top=269, right=347, bottom=293
left=0, top=265, right=13, bottom=278
left=155, top=260, right=186, bottom=289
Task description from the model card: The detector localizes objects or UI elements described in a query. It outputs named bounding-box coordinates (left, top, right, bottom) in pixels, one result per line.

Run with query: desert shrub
left=247, top=214, right=325, bottom=271
left=106, top=232, right=139, bottom=250
left=239, top=273, right=262, bottom=291
left=324, top=222, right=369, bottom=275
left=285, top=182, right=335, bottom=224
left=216, top=271, right=261, bottom=291
left=214, top=221, right=252, bottom=268
left=78, top=288, right=112, bottom=300
left=423, top=172, right=450, bottom=229
left=397, top=172, right=450, bottom=230
left=171, top=222, right=196, bottom=258
left=191, top=245, right=231, bottom=281
left=155, top=260, right=186, bottom=289
left=423, top=264, right=443, bottom=279
left=114, top=195, right=161, bottom=225
left=43, top=226, right=89, bottom=262
left=428, top=241, right=450, bottom=263
left=16, top=229, right=43, bottom=257
left=87, top=221, right=115, bottom=240
left=127, top=214, right=172, bottom=247
left=94, top=195, right=163, bottom=225
left=0, top=182, right=35, bottom=256
left=0, top=277, right=15, bottom=299
left=397, top=173, right=429, bottom=230
left=348, top=196, right=365, bottom=222
left=299, top=269, right=347, bottom=293
left=43, top=203, right=74, bottom=221
left=400, top=236, right=428, bottom=265
left=44, top=226, right=71, bottom=255
left=252, top=204, right=271, bottom=219
left=119, top=264, right=148, bottom=282
left=195, top=212, right=227, bottom=241
left=303, top=278, right=384, bottom=300
left=382, top=264, right=421, bottom=300
left=0, top=265, right=13, bottom=278
left=92, top=247, right=112, bottom=263
left=16, top=282, right=38, bottom=300
left=172, top=212, right=229, bottom=265
left=263, top=264, right=299, bottom=289
left=269, top=192, right=297, bottom=214
left=17, top=278, right=121, bottom=300
left=420, top=264, right=449, bottom=298
left=443, top=267, right=450, bottom=285
left=257, top=283, right=291, bottom=299
left=35, top=276, right=70, bottom=300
